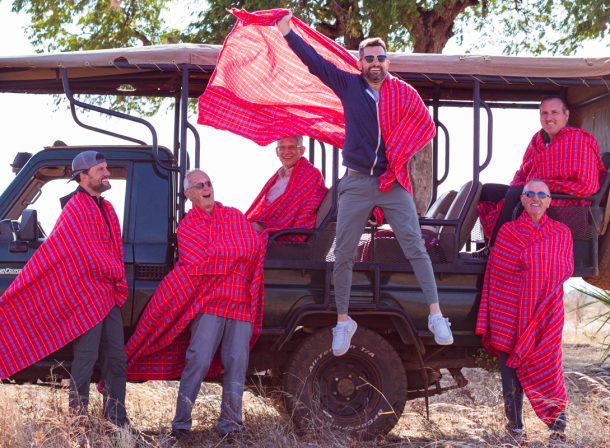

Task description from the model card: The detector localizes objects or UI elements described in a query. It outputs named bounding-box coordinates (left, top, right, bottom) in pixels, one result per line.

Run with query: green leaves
left=11, top=0, right=608, bottom=55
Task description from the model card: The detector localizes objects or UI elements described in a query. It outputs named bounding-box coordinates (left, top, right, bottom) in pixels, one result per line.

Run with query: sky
left=0, top=2, right=608, bottom=219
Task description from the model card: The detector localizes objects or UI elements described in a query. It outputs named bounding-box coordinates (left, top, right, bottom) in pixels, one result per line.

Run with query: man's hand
left=276, top=11, right=293, bottom=36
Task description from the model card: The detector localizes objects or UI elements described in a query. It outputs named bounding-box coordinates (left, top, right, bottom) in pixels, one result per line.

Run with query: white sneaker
left=332, top=318, right=358, bottom=356
left=428, top=314, right=453, bottom=345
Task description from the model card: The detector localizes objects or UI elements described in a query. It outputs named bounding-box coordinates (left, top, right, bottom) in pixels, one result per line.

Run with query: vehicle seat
left=265, top=185, right=336, bottom=261
left=421, top=189, right=457, bottom=234
left=358, top=189, right=458, bottom=263
left=438, top=181, right=482, bottom=257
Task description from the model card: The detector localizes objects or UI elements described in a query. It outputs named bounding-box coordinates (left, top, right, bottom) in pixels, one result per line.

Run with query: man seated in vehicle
left=0, top=150, right=128, bottom=426
left=123, top=169, right=266, bottom=440
left=246, top=135, right=328, bottom=241
left=478, top=95, right=605, bottom=246
left=476, top=180, right=573, bottom=444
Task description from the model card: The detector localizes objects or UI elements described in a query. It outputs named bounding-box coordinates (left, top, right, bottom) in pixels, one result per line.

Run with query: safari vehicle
left=0, top=45, right=609, bottom=436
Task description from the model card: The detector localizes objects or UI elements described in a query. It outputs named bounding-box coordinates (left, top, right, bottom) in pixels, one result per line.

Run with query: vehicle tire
left=283, top=326, right=407, bottom=437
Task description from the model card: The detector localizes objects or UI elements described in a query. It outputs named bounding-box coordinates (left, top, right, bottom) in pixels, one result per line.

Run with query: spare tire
left=283, top=326, right=407, bottom=437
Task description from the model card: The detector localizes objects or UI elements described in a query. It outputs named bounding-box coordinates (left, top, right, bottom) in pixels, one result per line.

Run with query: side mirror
left=16, top=209, right=39, bottom=241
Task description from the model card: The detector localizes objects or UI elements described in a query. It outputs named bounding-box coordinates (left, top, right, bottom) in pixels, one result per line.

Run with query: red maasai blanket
left=0, top=192, right=127, bottom=379
left=246, top=157, right=327, bottom=241
left=198, top=8, right=435, bottom=195
left=478, top=127, right=605, bottom=238
left=475, top=213, right=574, bottom=425
left=124, top=203, right=266, bottom=380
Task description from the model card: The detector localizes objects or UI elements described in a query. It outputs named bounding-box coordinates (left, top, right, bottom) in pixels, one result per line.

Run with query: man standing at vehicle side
left=247, top=135, right=328, bottom=241
left=476, top=180, right=573, bottom=444
left=478, top=96, right=605, bottom=246
left=276, top=12, right=453, bottom=356
left=123, top=170, right=266, bottom=440
left=0, top=151, right=128, bottom=426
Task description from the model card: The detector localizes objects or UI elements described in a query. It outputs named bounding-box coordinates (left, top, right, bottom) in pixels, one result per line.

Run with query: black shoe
left=219, top=429, right=243, bottom=444
left=549, top=431, right=567, bottom=446
left=170, top=428, right=190, bottom=440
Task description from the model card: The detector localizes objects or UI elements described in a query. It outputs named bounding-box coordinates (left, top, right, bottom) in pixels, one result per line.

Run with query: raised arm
left=277, top=11, right=350, bottom=96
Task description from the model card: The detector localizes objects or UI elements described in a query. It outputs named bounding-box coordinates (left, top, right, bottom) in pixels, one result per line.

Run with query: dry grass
left=2, top=295, right=609, bottom=448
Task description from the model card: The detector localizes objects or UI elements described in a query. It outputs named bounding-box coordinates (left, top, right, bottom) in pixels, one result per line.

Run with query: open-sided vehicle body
left=1, top=44, right=609, bottom=435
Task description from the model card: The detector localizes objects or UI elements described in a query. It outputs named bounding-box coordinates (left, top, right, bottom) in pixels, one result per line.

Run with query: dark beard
left=364, top=67, right=387, bottom=84
left=91, top=181, right=111, bottom=193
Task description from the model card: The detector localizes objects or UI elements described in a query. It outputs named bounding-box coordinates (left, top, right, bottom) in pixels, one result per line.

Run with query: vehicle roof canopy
left=0, top=43, right=608, bottom=101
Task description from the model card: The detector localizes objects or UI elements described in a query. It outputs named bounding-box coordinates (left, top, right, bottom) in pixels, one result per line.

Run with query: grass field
left=1, top=292, right=608, bottom=447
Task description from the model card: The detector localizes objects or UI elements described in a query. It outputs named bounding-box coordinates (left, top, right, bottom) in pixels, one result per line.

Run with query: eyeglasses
left=277, top=145, right=299, bottom=151
left=188, top=181, right=213, bottom=190
left=522, top=191, right=551, bottom=199
left=361, top=55, right=387, bottom=63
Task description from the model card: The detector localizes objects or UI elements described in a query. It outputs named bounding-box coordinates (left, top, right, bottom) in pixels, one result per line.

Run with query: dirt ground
left=1, top=291, right=609, bottom=447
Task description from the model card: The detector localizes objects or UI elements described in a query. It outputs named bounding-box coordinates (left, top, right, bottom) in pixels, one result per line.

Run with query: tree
left=11, top=0, right=609, bottom=54
left=9, top=0, right=609, bottom=211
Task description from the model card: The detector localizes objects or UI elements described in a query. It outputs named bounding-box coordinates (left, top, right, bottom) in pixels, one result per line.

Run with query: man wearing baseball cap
left=0, top=151, right=129, bottom=427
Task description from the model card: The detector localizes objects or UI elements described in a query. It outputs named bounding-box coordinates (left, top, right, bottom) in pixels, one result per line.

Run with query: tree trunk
left=409, top=0, right=480, bottom=53
left=407, top=1, right=479, bottom=212
left=409, top=143, right=433, bottom=215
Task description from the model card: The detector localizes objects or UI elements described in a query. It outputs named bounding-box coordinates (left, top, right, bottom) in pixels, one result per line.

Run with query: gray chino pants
left=69, top=306, right=127, bottom=426
left=333, top=171, right=439, bottom=315
left=172, top=313, right=252, bottom=435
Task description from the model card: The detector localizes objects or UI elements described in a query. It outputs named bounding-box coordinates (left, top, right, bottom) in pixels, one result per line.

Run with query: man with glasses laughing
left=246, top=135, right=327, bottom=241
left=476, top=179, right=573, bottom=445
left=277, top=12, right=453, bottom=356
left=123, top=169, right=266, bottom=441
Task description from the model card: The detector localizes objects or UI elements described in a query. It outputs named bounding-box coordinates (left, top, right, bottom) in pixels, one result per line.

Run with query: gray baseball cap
left=69, top=151, right=106, bottom=182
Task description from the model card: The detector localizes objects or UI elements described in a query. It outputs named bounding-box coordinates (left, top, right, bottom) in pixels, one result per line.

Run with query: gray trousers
left=334, top=171, right=439, bottom=315
left=69, top=306, right=127, bottom=426
left=172, top=313, right=253, bottom=434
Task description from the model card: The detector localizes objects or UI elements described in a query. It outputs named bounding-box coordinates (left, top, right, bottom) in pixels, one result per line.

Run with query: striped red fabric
left=198, top=8, right=435, bottom=195
left=478, top=127, right=606, bottom=238
left=476, top=213, right=574, bottom=425
left=198, top=8, right=354, bottom=148
left=511, top=127, right=605, bottom=197
left=0, top=192, right=127, bottom=379
left=376, top=76, right=436, bottom=193
left=246, top=157, right=327, bottom=241
left=124, top=203, right=266, bottom=380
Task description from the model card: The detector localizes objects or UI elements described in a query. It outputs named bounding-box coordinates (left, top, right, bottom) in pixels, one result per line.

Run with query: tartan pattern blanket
left=198, top=8, right=435, bottom=195
left=0, top=192, right=126, bottom=379
left=124, top=203, right=265, bottom=380
left=246, top=157, right=327, bottom=241
left=475, top=213, right=574, bottom=425
left=198, top=8, right=355, bottom=148
left=478, top=127, right=605, bottom=238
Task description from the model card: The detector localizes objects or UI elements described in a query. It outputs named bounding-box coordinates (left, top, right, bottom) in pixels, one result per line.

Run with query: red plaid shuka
left=476, top=213, right=574, bottom=425
left=198, top=8, right=353, bottom=148
left=124, top=203, right=265, bottom=380
left=246, top=157, right=327, bottom=241
left=479, top=127, right=605, bottom=238
left=0, top=192, right=127, bottom=379
left=198, top=8, right=435, bottom=194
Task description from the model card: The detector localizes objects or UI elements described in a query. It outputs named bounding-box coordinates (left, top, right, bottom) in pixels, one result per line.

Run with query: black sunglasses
left=362, top=54, right=387, bottom=63
left=522, top=191, right=551, bottom=199
left=189, top=181, right=213, bottom=190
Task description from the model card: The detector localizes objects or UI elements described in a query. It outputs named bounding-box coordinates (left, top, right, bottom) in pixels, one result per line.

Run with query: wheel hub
left=336, top=377, right=356, bottom=397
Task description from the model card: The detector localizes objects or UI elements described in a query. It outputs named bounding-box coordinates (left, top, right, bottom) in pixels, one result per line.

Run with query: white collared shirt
left=266, top=165, right=294, bottom=203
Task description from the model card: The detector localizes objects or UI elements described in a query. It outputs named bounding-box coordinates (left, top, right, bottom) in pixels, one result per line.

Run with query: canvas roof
left=0, top=44, right=608, bottom=101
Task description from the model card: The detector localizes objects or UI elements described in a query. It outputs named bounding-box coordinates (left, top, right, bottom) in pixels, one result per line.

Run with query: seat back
left=439, top=181, right=482, bottom=254
left=425, top=190, right=457, bottom=219
left=315, top=187, right=334, bottom=228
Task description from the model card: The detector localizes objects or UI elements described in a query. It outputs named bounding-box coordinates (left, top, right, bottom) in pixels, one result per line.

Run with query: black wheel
left=283, top=326, right=407, bottom=437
